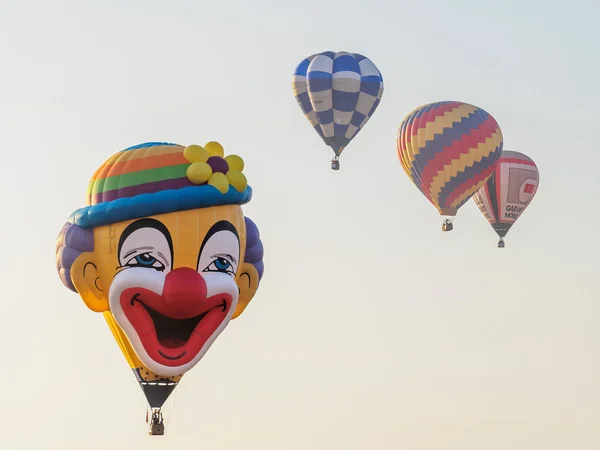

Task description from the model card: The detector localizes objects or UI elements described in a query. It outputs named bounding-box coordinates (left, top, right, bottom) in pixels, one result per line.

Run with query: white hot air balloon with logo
left=473, top=150, right=540, bottom=247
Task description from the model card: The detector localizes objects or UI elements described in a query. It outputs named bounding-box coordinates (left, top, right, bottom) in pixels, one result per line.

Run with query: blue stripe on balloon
left=411, top=101, right=450, bottom=120
left=313, top=124, right=325, bottom=139
left=333, top=90, right=359, bottom=113
left=436, top=145, right=502, bottom=207
left=334, top=123, right=349, bottom=138
left=293, top=58, right=311, bottom=76
left=366, top=98, right=381, bottom=122
left=333, top=54, right=360, bottom=73
left=360, top=76, right=382, bottom=96
left=350, top=111, right=366, bottom=127
left=413, top=109, right=488, bottom=176
left=316, top=109, right=333, bottom=124
left=122, top=142, right=176, bottom=152
left=295, top=91, right=312, bottom=114
left=307, top=71, right=332, bottom=92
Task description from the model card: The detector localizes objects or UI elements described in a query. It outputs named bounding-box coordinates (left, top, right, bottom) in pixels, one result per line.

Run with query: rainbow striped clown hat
left=69, top=141, right=252, bottom=229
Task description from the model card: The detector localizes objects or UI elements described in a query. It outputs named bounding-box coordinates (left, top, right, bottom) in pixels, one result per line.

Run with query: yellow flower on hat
left=183, top=142, right=248, bottom=193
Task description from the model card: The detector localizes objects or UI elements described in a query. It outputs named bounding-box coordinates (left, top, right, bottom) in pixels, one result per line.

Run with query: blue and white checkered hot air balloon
left=292, top=51, right=384, bottom=170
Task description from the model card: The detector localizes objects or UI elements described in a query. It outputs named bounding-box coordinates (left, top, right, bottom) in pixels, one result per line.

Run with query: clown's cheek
left=203, top=273, right=240, bottom=301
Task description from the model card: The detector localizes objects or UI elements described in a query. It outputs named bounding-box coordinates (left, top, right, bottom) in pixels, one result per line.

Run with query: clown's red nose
left=162, top=268, right=208, bottom=319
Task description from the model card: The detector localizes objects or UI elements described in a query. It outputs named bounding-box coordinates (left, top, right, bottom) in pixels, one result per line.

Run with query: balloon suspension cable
left=331, top=155, right=340, bottom=171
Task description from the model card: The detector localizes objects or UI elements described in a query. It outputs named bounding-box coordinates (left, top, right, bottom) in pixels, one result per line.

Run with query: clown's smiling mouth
left=120, top=285, right=233, bottom=367
left=130, top=293, right=227, bottom=359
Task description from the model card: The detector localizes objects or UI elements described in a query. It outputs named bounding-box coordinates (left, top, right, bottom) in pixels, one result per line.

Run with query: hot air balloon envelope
left=55, top=141, right=266, bottom=432
left=472, top=150, right=539, bottom=246
left=292, top=51, right=384, bottom=168
left=396, top=101, right=504, bottom=230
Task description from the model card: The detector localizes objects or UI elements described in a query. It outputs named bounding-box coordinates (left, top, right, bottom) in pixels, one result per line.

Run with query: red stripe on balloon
left=445, top=164, right=495, bottom=207
left=418, top=119, right=496, bottom=195
left=403, top=101, right=462, bottom=145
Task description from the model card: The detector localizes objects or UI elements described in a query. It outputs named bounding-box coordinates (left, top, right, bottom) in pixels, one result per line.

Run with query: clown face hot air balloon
left=397, top=101, right=504, bottom=231
left=292, top=51, right=384, bottom=170
left=55, top=141, right=265, bottom=435
left=472, top=150, right=539, bottom=247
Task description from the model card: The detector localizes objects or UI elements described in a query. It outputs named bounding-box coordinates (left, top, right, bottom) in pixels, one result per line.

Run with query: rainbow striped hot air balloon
left=397, top=101, right=504, bottom=231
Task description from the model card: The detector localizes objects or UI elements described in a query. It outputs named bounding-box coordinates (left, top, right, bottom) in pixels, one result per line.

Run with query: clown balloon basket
left=441, top=218, right=454, bottom=232
left=498, top=238, right=505, bottom=248
left=147, top=408, right=164, bottom=436
left=331, top=156, right=340, bottom=170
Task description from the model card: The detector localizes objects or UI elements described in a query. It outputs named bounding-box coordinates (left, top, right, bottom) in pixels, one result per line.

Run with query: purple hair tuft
left=55, top=222, right=94, bottom=292
left=244, top=217, right=265, bottom=282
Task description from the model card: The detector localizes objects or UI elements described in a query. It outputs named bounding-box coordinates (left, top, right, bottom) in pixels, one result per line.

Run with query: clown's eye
left=125, top=253, right=165, bottom=271
left=204, top=257, right=234, bottom=275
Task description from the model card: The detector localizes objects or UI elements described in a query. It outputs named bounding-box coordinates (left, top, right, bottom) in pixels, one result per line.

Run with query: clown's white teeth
left=140, top=382, right=177, bottom=386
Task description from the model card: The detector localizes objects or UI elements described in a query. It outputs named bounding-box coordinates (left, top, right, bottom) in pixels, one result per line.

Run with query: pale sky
left=1, top=1, right=599, bottom=449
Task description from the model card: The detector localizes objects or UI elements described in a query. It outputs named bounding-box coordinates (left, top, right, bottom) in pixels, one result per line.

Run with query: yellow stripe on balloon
left=399, top=151, right=415, bottom=182
left=397, top=130, right=418, bottom=185
left=98, top=145, right=183, bottom=173
left=451, top=173, right=494, bottom=209
left=406, top=103, right=479, bottom=163
left=402, top=139, right=418, bottom=173
left=85, top=145, right=183, bottom=196
left=400, top=133, right=425, bottom=188
left=428, top=131, right=502, bottom=204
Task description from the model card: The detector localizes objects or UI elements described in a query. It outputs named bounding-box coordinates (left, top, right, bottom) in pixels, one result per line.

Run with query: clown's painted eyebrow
left=123, top=246, right=153, bottom=259
left=214, top=253, right=237, bottom=264
left=118, top=218, right=174, bottom=262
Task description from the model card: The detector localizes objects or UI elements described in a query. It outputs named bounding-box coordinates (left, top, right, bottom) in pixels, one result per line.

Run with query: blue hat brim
left=70, top=184, right=253, bottom=229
